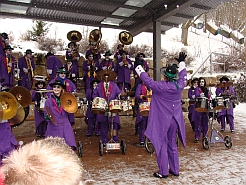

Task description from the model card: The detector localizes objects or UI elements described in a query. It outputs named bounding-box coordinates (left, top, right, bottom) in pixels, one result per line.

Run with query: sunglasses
left=60, top=72, right=67, bottom=74
left=53, top=85, right=61, bottom=89
left=139, top=56, right=143, bottom=57
left=200, top=80, right=205, bottom=83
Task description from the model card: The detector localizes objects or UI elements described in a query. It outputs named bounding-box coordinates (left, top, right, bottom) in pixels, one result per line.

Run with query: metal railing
left=191, top=52, right=231, bottom=79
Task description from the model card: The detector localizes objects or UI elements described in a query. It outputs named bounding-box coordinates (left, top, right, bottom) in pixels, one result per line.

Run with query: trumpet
left=13, top=59, right=21, bottom=82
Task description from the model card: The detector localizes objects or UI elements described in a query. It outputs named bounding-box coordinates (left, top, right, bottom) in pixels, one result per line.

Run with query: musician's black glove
left=142, top=96, right=147, bottom=100
left=175, top=52, right=187, bottom=63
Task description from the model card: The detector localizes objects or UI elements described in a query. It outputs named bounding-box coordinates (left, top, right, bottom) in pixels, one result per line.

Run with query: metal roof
left=0, top=0, right=232, bottom=36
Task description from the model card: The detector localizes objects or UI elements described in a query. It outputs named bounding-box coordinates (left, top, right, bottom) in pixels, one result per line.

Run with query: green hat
left=160, top=66, right=177, bottom=79
left=57, top=67, right=68, bottom=74
left=103, top=50, right=112, bottom=56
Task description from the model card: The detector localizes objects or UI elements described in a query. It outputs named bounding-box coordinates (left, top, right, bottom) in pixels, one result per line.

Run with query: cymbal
left=0, top=102, right=3, bottom=123
left=0, top=92, right=18, bottom=120
left=96, top=70, right=117, bottom=82
left=217, top=82, right=233, bottom=88
left=8, top=103, right=25, bottom=126
left=60, top=92, right=78, bottom=113
left=45, top=106, right=57, bottom=126
left=9, top=86, right=31, bottom=108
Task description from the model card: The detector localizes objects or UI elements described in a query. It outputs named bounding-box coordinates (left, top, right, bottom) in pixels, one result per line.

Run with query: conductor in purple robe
left=44, top=80, right=77, bottom=150
left=18, top=49, right=35, bottom=90
left=31, top=80, right=48, bottom=137
left=92, top=81, right=124, bottom=145
left=115, top=51, right=133, bottom=92
left=188, top=78, right=198, bottom=131
left=0, top=33, right=8, bottom=56
left=46, top=52, right=63, bottom=81
left=215, top=76, right=235, bottom=133
left=135, top=52, right=187, bottom=178
left=99, top=51, right=115, bottom=71
left=0, top=45, right=15, bottom=89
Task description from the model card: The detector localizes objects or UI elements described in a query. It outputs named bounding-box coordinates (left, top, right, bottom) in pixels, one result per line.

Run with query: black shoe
left=194, top=138, right=199, bottom=143
left=169, top=170, right=179, bottom=177
left=153, top=172, right=168, bottom=178
left=86, top=134, right=92, bottom=137
left=220, top=129, right=225, bottom=132
left=231, top=130, right=235, bottom=133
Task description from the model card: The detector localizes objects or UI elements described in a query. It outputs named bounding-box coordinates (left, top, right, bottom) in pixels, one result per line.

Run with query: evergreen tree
left=29, top=20, right=50, bottom=41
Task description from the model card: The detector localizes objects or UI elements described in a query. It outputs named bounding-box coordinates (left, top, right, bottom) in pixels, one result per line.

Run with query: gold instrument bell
left=60, top=92, right=78, bottom=113
left=9, top=86, right=32, bottom=108
left=67, top=30, right=82, bottom=42
left=0, top=92, right=18, bottom=120
left=119, top=31, right=133, bottom=45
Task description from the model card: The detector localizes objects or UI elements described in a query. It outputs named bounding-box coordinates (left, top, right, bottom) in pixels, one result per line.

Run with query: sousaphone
left=60, top=92, right=78, bottom=113
left=0, top=92, right=18, bottom=120
left=119, top=31, right=133, bottom=45
left=67, top=30, right=82, bottom=42
left=9, top=86, right=32, bottom=108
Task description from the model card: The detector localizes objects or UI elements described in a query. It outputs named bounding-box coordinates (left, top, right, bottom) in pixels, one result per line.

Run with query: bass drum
left=10, top=106, right=30, bottom=128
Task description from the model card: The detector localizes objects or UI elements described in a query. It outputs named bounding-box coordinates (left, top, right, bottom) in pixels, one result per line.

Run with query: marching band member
left=0, top=45, right=15, bottom=89
left=216, top=76, right=235, bottom=133
left=135, top=52, right=187, bottom=178
left=0, top=32, right=8, bottom=56
left=135, top=80, right=149, bottom=146
left=99, top=50, right=115, bottom=71
left=64, top=57, right=78, bottom=85
left=47, top=67, right=77, bottom=125
left=66, top=41, right=79, bottom=77
left=134, top=53, right=149, bottom=86
left=92, top=80, right=124, bottom=146
left=85, top=43, right=101, bottom=60
left=82, top=51, right=99, bottom=92
left=114, top=44, right=125, bottom=60
left=194, top=77, right=210, bottom=143
left=44, top=80, right=77, bottom=150
left=85, top=80, right=100, bottom=137
left=31, top=80, right=48, bottom=138
left=18, top=49, right=35, bottom=90
left=188, top=78, right=198, bottom=131
left=45, top=52, right=63, bottom=81
left=115, top=51, right=133, bottom=92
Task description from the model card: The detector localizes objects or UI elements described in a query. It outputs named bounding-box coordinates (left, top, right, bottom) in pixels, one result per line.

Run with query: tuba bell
left=119, top=31, right=133, bottom=45
left=89, top=29, right=102, bottom=54
left=67, top=30, right=82, bottom=42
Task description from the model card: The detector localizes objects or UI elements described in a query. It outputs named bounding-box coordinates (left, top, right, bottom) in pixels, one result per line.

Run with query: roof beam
left=0, top=0, right=141, bottom=21
left=190, top=3, right=212, bottom=11
left=161, top=21, right=179, bottom=27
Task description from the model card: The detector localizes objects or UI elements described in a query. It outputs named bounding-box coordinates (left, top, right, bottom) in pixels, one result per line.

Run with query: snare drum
left=224, top=98, right=232, bottom=109
left=92, top=97, right=107, bottom=114
left=212, top=97, right=224, bottom=110
left=109, top=99, right=122, bottom=113
left=122, top=100, right=133, bottom=112
left=195, top=97, right=208, bottom=112
left=139, top=102, right=150, bottom=116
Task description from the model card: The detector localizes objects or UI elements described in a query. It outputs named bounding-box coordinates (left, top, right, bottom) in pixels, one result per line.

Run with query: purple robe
left=18, top=56, right=35, bottom=90
left=188, top=87, right=196, bottom=125
left=133, top=59, right=149, bottom=86
left=65, top=50, right=79, bottom=76
left=0, top=54, right=15, bottom=88
left=46, top=56, right=63, bottom=80
left=0, top=121, right=18, bottom=165
left=82, top=59, right=99, bottom=90
left=85, top=49, right=101, bottom=59
left=0, top=40, right=5, bottom=56
left=44, top=95, right=76, bottom=148
left=63, top=63, right=78, bottom=81
left=140, top=68, right=187, bottom=176
left=32, top=90, right=48, bottom=136
left=99, top=59, right=115, bottom=71
left=115, top=57, right=133, bottom=84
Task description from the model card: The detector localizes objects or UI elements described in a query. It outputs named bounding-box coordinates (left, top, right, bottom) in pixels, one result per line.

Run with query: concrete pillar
left=153, top=20, right=162, bottom=81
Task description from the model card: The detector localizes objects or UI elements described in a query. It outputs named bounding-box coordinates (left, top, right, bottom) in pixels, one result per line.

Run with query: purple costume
left=63, top=62, right=78, bottom=84
left=0, top=54, right=15, bottom=88
left=115, top=57, right=133, bottom=91
left=46, top=56, right=63, bottom=80
left=92, top=81, right=122, bottom=144
left=65, top=50, right=79, bottom=76
left=32, top=90, right=48, bottom=137
left=82, top=59, right=99, bottom=91
left=194, top=86, right=210, bottom=140
left=133, top=59, right=149, bottom=86
left=188, top=87, right=196, bottom=130
left=135, top=83, right=149, bottom=143
left=44, top=94, right=76, bottom=148
left=215, top=86, right=235, bottom=131
left=138, top=65, right=187, bottom=176
left=0, top=39, right=6, bottom=56
left=99, top=59, right=115, bottom=71
left=0, top=121, right=18, bottom=165
left=85, top=87, right=99, bottom=136
left=18, top=56, right=35, bottom=90
left=85, top=49, right=101, bottom=60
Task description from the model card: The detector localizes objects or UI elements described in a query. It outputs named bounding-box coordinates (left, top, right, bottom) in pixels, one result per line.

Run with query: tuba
left=89, top=29, right=102, bottom=54
left=119, top=31, right=133, bottom=45
left=67, top=30, right=82, bottom=60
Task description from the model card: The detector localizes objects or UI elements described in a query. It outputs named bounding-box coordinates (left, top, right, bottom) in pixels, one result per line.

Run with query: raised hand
left=175, top=52, right=187, bottom=63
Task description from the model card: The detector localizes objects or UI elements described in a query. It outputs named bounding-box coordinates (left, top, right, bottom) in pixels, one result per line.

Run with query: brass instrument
left=9, top=86, right=32, bottom=108
left=13, top=59, right=21, bottom=83
left=89, top=29, right=102, bottom=54
left=119, top=31, right=133, bottom=45
left=60, top=92, right=78, bottom=113
left=67, top=30, right=82, bottom=60
left=0, top=92, right=18, bottom=120
left=8, top=103, right=25, bottom=126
